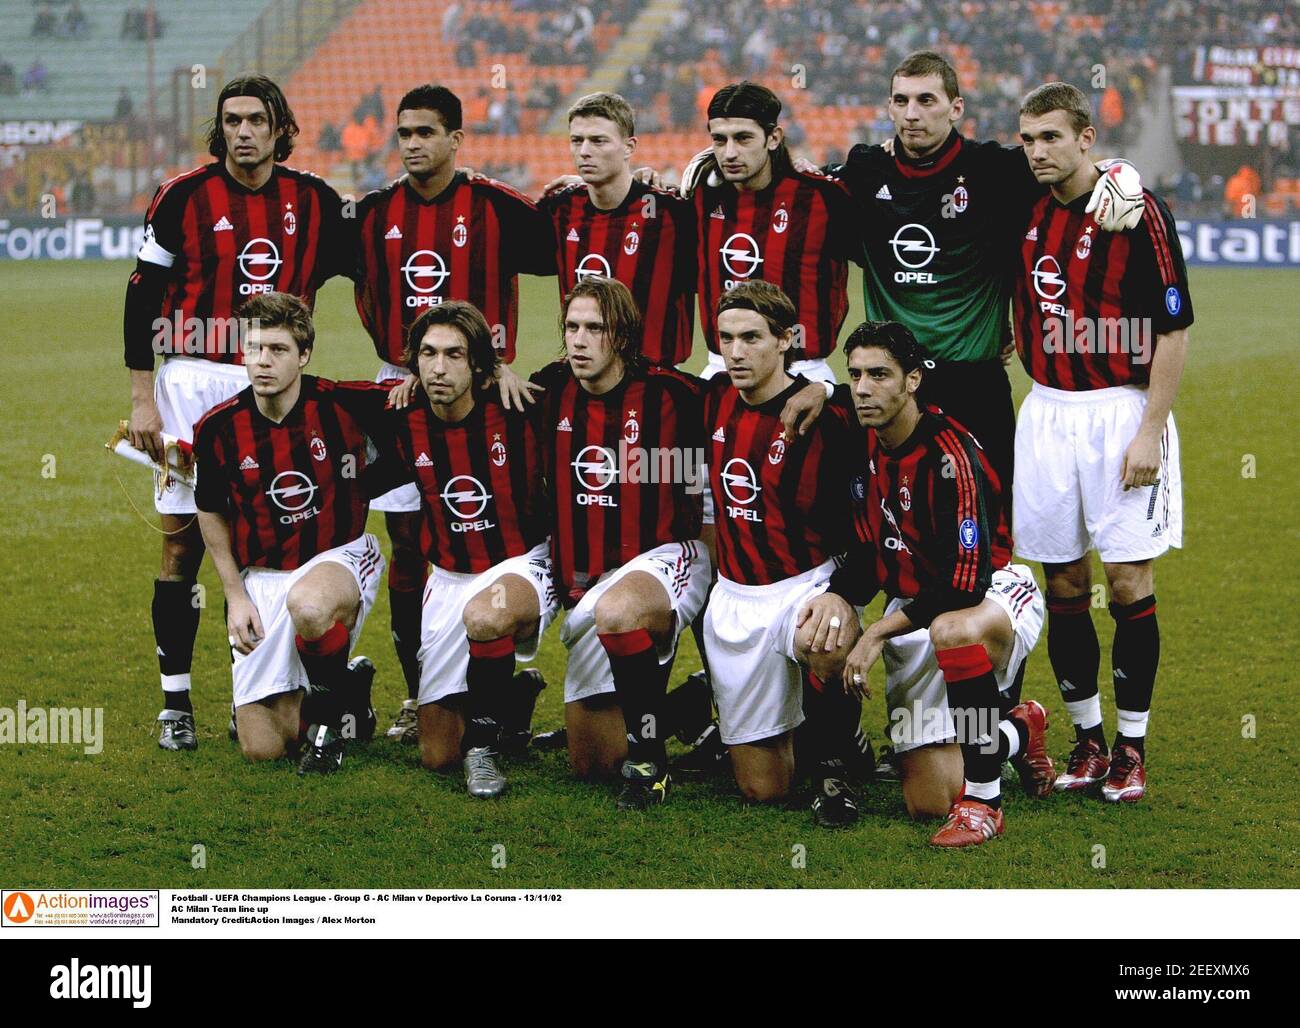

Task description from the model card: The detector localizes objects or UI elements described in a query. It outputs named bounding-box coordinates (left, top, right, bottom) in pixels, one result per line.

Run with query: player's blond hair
left=236, top=291, right=314, bottom=353
left=568, top=92, right=635, bottom=138
left=1020, top=82, right=1093, bottom=136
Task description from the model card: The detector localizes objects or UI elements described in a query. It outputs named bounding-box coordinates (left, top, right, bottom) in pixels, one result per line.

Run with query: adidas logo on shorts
left=557, top=417, right=572, bottom=432
left=385, top=224, right=403, bottom=240
left=415, top=451, right=433, bottom=468
left=239, top=455, right=259, bottom=470
left=875, top=183, right=892, bottom=200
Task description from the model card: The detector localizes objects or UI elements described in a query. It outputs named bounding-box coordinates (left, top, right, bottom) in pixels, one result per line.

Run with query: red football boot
left=1101, top=743, right=1146, bottom=803
left=1054, top=736, right=1110, bottom=792
left=929, top=798, right=1005, bottom=848
left=1009, top=699, right=1057, bottom=798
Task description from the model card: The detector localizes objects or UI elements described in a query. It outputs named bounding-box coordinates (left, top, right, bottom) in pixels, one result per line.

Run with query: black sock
left=1110, top=595, right=1157, bottom=760
left=389, top=585, right=423, bottom=702
left=1004, top=659, right=1026, bottom=710
left=938, top=644, right=1003, bottom=810
left=1047, top=592, right=1102, bottom=737
left=463, top=636, right=514, bottom=751
left=599, top=628, right=668, bottom=769
left=500, top=669, right=545, bottom=737
left=797, top=672, right=862, bottom=778
left=296, top=623, right=351, bottom=733
left=153, top=579, right=200, bottom=713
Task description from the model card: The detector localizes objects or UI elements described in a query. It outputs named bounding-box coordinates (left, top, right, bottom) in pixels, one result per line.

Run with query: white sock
left=963, top=778, right=1000, bottom=803
left=1116, top=708, right=1149, bottom=739
left=1065, top=694, right=1102, bottom=730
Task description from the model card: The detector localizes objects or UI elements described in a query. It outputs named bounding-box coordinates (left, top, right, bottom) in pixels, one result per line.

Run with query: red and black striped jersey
left=193, top=376, right=389, bottom=571
left=704, top=374, right=854, bottom=585
left=540, top=180, right=697, bottom=367
left=353, top=172, right=556, bottom=365
left=829, top=407, right=1012, bottom=628
left=531, top=360, right=705, bottom=606
left=1013, top=187, right=1193, bottom=390
left=696, top=166, right=858, bottom=360
left=132, top=162, right=347, bottom=365
left=384, top=394, right=548, bottom=574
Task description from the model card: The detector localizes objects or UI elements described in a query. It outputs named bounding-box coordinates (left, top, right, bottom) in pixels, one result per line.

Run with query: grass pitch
left=0, top=261, right=1296, bottom=889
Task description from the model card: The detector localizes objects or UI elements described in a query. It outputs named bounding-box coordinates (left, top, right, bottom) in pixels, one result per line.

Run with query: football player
left=380, top=301, right=557, bottom=797
left=700, top=282, right=865, bottom=824
left=1012, top=83, right=1191, bottom=803
left=531, top=277, right=713, bottom=809
left=192, top=293, right=388, bottom=774
left=125, top=75, right=349, bottom=750
left=814, top=321, right=1054, bottom=847
left=353, top=84, right=557, bottom=742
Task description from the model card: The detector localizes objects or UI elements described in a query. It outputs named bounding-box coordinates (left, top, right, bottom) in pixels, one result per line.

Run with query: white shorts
left=560, top=540, right=711, bottom=704
left=700, top=352, right=837, bottom=386
left=232, top=534, right=385, bottom=708
left=883, top=564, right=1044, bottom=754
left=370, top=361, right=422, bottom=513
left=417, top=540, right=559, bottom=706
left=154, top=357, right=248, bottom=514
left=704, top=559, right=839, bottom=746
left=1013, top=383, right=1183, bottom=564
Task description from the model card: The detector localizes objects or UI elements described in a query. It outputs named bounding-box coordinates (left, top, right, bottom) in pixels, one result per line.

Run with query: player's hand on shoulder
left=227, top=592, right=264, bottom=655
left=631, top=166, right=662, bottom=189
left=1088, top=159, right=1145, bottom=232
left=779, top=379, right=830, bottom=440
left=880, top=137, right=895, bottom=157
left=128, top=396, right=165, bottom=464
left=792, top=156, right=820, bottom=175
left=496, top=363, right=544, bottom=411
left=541, top=173, right=583, bottom=196
left=388, top=373, right=420, bottom=410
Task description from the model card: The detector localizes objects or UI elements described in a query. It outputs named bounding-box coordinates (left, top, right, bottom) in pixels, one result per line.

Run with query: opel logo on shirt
left=571, top=445, right=618, bottom=492
left=1032, top=255, right=1067, bottom=300
left=403, top=249, right=450, bottom=294
left=719, top=232, right=764, bottom=279
left=441, top=474, right=492, bottom=519
left=888, top=223, right=939, bottom=269
left=268, top=470, right=318, bottom=511
left=576, top=252, right=613, bottom=281
left=237, top=237, right=283, bottom=282
left=720, top=457, right=762, bottom=505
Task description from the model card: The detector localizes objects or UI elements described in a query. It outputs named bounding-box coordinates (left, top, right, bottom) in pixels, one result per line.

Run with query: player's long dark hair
left=404, top=301, right=500, bottom=393
left=206, top=75, right=299, bottom=162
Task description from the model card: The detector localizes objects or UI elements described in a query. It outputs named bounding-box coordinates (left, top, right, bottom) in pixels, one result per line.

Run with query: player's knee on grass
left=418, top=701, right=463, bottom=770
left=900, top=744, right=963, bottom=819
left=565, top=696, right=626, bottom=779
left=593, top=573, right=672, bottom=638
left=731, top=736, right=794, bottom=804
left=236, top=698, right=297, bottom=762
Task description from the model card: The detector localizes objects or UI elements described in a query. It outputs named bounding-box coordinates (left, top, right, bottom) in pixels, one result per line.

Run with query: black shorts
left=920, top=357, right=1016, bottom=501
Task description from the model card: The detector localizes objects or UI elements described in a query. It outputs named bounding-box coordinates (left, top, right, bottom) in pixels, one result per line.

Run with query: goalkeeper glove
left=1087, top=158, right=1146, bottom=232
left=680, top=147, right=722, bottom=199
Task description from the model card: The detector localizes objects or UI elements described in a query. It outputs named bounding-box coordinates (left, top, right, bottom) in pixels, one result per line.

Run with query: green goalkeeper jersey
left=830, top=130, right=1044, bottom=363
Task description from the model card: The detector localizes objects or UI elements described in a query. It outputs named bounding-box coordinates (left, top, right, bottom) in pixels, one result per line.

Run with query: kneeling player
left=193, top=294, right=388, bottom=773
left=814, top=322, right=1055, bottom=846
left=385, top=302, right=558, bottom=797
left=534, top=278, right=711, bottom=810
left=702, top=282, right=865, bottom=822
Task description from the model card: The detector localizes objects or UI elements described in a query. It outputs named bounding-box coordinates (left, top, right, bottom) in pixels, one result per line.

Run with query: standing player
left=192, top=293, right=387, bottom=774
left=533, top=277, right=712, bottom=810
left=541, top=92, right=697, bottom=370
left=353, top=84, right=557, bottom=742
left=700, top=282, right=864, bottom=824
left=124, top=75, right=348, bottom=751
left=1012, top=83, right=1190, bottom=803
left=382, top=302, right=557, bottom=797
left=817, top=51, right=1146, bottom=504
left=812, top=321, right=1053, bottom=847
left=686, top=82, right=861, bottom=386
